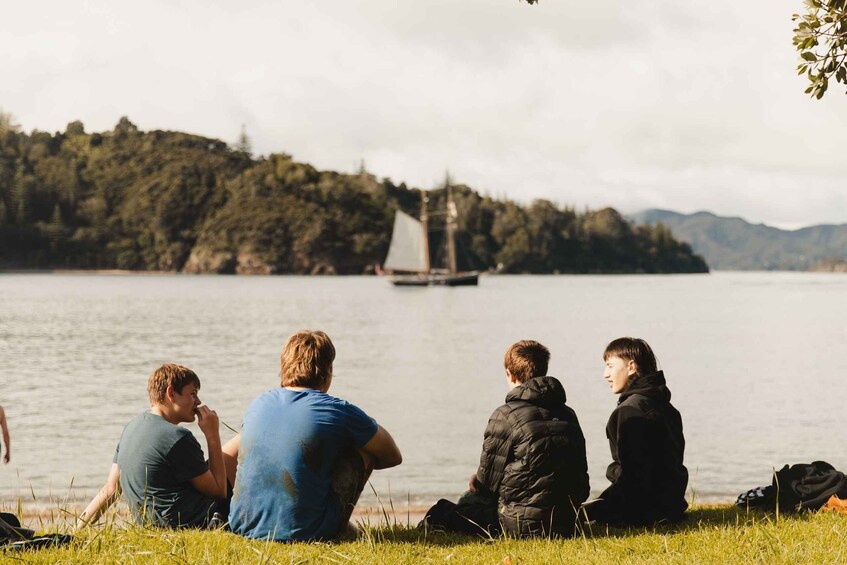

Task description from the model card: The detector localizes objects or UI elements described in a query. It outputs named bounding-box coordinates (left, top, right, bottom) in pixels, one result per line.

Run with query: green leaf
left=802, top=51, right=818, bottom=61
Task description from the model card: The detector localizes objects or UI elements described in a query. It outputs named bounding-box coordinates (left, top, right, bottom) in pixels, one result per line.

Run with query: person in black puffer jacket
left=422, top=340, right=590, bottom=538
left=583, top=337, right=688, bottom=526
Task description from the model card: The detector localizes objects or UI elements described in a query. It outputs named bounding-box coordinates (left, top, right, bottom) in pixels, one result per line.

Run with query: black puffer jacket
left=591, top=371, right=688, bottom=525
left=475, top=376, right=590, bottom=537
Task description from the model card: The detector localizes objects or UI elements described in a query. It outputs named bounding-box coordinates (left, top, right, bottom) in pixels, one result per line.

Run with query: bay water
left=1, top=272, right=845, bottom=511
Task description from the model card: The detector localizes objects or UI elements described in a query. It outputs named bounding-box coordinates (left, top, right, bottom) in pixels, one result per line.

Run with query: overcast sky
left=3, top=0, right=844, bottom=229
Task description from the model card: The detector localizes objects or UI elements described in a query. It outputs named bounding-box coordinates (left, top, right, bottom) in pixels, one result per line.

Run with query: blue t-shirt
left=229, top=388, right=378, bottom=541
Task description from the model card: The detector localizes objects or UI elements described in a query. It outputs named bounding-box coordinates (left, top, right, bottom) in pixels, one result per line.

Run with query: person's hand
left=195, top=405, right=220, bottom=437
left=468, top=473, right=478, bottom=493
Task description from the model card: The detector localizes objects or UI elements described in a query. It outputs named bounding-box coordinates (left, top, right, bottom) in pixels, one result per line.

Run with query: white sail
left=384, top=210, right=428, bottom=273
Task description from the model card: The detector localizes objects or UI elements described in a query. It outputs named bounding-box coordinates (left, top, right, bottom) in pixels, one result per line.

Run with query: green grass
left=6, top=506, right=847, bottom=564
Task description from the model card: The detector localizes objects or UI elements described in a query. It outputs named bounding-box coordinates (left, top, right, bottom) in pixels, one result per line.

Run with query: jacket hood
left=505, top=376, right=567, bottom=409
left=619, top=370, right=671, bottom=403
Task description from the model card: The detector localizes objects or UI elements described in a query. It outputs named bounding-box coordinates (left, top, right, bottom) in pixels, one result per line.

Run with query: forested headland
left=0, top=115, right=708, bottom=275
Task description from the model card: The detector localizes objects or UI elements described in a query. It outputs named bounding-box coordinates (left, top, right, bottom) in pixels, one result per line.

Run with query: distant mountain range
left=632, top=209, right=847, bottom=271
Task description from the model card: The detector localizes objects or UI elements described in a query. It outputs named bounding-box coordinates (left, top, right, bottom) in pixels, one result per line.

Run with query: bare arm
left=222, top=434, right=240, bottom=487
left=78, top=463, right=121, bottom=527
left=361, top=425, right=402, bottom=470
left=0, top=406, right=9, bottom=464
left=189, top=405, right=227, bottom=499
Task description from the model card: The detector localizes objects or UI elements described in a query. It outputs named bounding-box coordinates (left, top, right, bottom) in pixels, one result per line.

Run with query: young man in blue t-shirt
left=79, top=364, right=228, bottom=528
left=225, top=330, right=402, bottom=541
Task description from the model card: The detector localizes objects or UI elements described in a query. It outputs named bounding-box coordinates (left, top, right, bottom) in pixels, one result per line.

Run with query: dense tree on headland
left=0, top=113, right=707, bottom=274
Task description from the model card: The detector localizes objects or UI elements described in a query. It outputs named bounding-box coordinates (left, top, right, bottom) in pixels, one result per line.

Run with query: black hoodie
left=475, top=376, right=590, bottom=537
left=590, top=370, right=688, bottom=525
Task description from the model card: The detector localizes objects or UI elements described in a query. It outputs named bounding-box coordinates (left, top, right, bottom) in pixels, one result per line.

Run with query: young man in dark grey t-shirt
left=79, top=364, right=227, bottom=528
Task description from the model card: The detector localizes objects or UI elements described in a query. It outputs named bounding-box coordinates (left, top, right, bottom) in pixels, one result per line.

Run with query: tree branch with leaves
left=793, top=0, right=847, bottom=99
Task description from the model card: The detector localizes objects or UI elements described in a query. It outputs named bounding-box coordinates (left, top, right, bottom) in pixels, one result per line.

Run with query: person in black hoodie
left=582, top=337, right=688, bottom=526
left=422, top=340, right=590, bottom=538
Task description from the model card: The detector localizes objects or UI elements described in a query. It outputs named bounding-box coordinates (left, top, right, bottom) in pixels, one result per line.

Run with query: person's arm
left=189, top=405, right=227, bottom=499
left=569, top=407, right=592, bottom=506
left=78, top=463, right=121, bottom=526
left=474, top=408, right=511, bottom=496
left=361, top=425, right=402, bottom=470
left=0, top=406, right=9, bottom=464
left=592, top=405, right=654, bottom=521
left=610, top=407, right=654, bottom=493
left=222, top=434, right=240, bottom=487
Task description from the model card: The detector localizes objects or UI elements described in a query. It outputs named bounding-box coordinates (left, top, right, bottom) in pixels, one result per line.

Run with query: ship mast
left=420, top=191, right=431, bottom=273
left=446, top=184, right=458, bottom=276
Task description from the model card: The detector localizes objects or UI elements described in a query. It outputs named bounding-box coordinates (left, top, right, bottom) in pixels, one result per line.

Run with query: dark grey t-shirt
left=114, top=411, right=215, bottom=528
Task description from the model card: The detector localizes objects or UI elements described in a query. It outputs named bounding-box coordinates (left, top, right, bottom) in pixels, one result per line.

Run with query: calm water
left=1, top=272, right=846, bottom=510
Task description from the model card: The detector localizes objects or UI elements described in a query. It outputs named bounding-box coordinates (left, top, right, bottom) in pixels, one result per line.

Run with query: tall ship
left=382, top=184, right=479, bottom=287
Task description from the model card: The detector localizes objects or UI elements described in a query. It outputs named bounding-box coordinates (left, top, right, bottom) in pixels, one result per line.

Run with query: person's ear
left=165, top=385, right=176, bottom=402
left=506, top=369, right=518, bottom=384
left=627, top=360, right=637, bottom=376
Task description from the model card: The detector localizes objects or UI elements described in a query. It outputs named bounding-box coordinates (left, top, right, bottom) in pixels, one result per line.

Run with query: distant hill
left=632, top=209, right=847, bottom=270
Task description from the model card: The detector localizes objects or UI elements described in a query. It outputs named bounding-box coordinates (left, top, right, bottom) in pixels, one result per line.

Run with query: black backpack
left=736, top=460, right=847, bottom=511
left=0, top=512, right=73, bottom=551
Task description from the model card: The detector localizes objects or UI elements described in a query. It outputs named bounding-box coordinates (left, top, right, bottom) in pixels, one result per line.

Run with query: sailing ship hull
left=391, top=271, right=479, bottom=287
left=391, top=275, right=431, bottom=287
left=384, top=187, right=480, bottom=287
left=432, top=272, right=479, bottom=286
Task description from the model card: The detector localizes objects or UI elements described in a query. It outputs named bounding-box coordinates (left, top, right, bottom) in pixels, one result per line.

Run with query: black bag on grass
left=0, top=512, right=73, bottom=551
left=736, top=460, right=847, bottom=511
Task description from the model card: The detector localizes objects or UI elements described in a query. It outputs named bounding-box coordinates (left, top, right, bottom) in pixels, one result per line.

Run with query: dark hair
left=148, top=364, right=200, bottom=405
left=504, top=340, right=550, bottom=383
left=603, top=337, right=658, bottom=376
left=281, top=330, right=336, bottom=389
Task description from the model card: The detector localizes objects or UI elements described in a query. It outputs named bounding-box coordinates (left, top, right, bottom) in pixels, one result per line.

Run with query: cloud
left=2, top=0, right=845, bottom=227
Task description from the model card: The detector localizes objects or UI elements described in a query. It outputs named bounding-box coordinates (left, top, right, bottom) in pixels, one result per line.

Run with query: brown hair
left=603, top=337, right=658, bottom=376
left=504, top=340, right=550, bottom=384
left=281, top=330, right=336, bottom=389
left=147, top=363, right=200, bottom=405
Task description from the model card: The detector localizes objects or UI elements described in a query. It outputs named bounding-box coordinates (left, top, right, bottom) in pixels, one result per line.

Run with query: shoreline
left=1, top=268, right=842, bottom=276
left=2, top=503, right=434, bottom=529
left=4, top=499, right=741, bottom=530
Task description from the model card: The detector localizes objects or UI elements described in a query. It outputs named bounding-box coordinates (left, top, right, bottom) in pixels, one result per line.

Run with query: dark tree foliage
left=0, top=116, right=707, bottom=274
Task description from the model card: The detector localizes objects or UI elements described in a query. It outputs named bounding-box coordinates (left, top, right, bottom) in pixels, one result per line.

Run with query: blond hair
left=504, top=340, right=550, bottom=384
left=147, top=363, right=200, bottom=405
left=280, top=330, right=336, bottom=389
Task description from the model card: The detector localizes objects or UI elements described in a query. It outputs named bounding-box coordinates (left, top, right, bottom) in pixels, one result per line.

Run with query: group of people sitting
left=77, top=331, right=687, bottom=541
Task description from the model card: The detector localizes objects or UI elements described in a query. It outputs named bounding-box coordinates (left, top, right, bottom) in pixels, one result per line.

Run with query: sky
left=2, top=0, right=845, bottom=229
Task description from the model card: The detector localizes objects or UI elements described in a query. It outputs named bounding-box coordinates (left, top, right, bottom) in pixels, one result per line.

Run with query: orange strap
left=821, top=495, right=847, bottom=514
